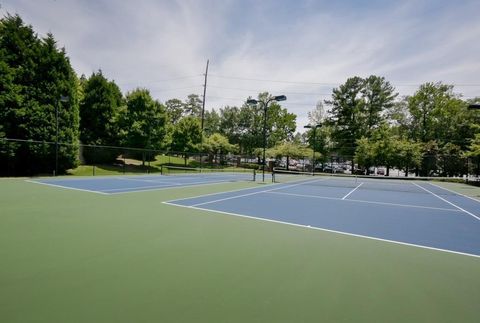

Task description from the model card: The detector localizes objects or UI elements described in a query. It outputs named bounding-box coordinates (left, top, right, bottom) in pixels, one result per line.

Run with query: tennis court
left=2, top=171, right=480, bottom=322
left=28, top=166, right=256, bottom=194
left=166, top=172, right=480, bottom=257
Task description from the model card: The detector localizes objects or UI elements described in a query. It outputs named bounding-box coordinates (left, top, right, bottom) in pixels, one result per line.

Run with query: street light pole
left=304, top=124, right=322, bottom=175
left=247, top=95, right=287, bottom=182
left=55, top=96, right=69, bottom=176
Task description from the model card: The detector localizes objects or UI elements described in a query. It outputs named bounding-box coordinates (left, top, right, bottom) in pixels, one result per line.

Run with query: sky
left=2, top=0, right=480, bottom=130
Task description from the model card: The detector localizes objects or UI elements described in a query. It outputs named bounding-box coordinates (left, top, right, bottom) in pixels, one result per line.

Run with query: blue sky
left=2, top=0, right=480, bottom=128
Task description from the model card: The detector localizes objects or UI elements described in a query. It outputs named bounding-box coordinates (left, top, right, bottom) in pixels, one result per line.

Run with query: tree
left=326, top=76, right=365, bottom=160
left=184, top=94, right=202, bottom=117
left=203, top=109, right=221, bottom=136
left=79, top=71, right=123, bottom=163
left=170, top=116, right=202, bottom=165
left=393, top=140, right=423, bottom=177
left=354, top=138, right=376, bottom=173
left=267, top=142, right=310, bottom=170
left=203, top=133, right=237, bottom=164
left=407, top=82, right=461, bottom=143
left=362, top=75, right=397, bottom=132
left=439, top=143, right=464, bottom=177
left=304, top=125, right=331, bottom=164
left=370, top=124, right=397, bottom=176
left=165, top=98, right=184, bottom=124
left=219, top=106, right=241, bottom=147
left=235, top=93, right=297, bottom=154
left=465, top=133, right=480, bottom=176
left=326, top=76, right=397, bottom=162
left=307, top=101, right=328, bottom=125
left=0, top=14, right=80, bottom=175
left=266, top=100, right=297, bottom=145
left=120, top=89, right=168, bottom=162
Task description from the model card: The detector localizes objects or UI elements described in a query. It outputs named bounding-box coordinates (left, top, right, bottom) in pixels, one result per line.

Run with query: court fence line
left=1, top=137, right=479, bottom=185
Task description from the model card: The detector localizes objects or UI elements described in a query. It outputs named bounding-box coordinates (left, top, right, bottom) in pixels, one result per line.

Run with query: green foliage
left=394, top=140, right=423, bottom=176
left=203, top=133, right=237, bottom=154
left=170, top=116, right=202, bottom=164
left=304, top=125, right=331, bottom=162
left=220, top=93, right=296, bottom=154
left=465, top=134, right=480, bottom=158
left=267, top=141, right=309, bottom=158
left=326, top=76, right=397, bottom=159
left=165, top=98, right=184, bottom=124
left=407, top=82, right=466, bottom=144
left=119, top=89, right=168, bottom=160
left=0, top=14, right=79, bottom=175
left=184, top=94, right=202, bottom=117
left=79, top=70, right=123, bottom=163
left=203, top=133, right=237, bottom=164
left=203, top=109, right=221, bottom=135
left=354, top=137, right=376, bottom=169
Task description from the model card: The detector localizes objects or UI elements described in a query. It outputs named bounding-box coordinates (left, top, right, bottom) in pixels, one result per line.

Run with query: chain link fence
left=0, top=138, right=262, bottom=177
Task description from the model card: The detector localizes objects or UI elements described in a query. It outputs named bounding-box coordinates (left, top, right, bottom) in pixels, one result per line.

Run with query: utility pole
left=201, top=59, right=209, bottom=131
left=200, top=60, right=209, bottom=166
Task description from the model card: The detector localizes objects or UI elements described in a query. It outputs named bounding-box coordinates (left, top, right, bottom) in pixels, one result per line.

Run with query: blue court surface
left=29, top=172, right=254, bottom=194
left=165, top=177, right=480, bottom=258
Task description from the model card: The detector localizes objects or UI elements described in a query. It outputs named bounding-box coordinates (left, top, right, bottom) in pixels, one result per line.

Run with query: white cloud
left=2, top=0, right=480, bottom=130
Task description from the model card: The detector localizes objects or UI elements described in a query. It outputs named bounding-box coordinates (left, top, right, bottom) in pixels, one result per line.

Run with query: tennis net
left=272, top=169, right=463, bottom=195
left=161, top=165, right=256, bottom=182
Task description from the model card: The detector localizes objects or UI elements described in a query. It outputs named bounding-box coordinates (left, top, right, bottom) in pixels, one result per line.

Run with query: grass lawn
left=0, top=178, right=479, bottom=322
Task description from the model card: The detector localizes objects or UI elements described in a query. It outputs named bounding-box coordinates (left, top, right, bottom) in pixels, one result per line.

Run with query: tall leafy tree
left=236, top=93, right=296, bottom=154
left=203, top=109, right=221, bottom=136
left=326, top=76, right=365, bottom=159
left=79, top=71, right=123, bottom=163
left=165, top=98, right=184, bottom=124
left=407, top=83, right=468, bottom=175
left=170, top=116, right=202, bottom=165
left=219, top=106, right=241, bottom=147
left=407, top=82, right=470, bottom=146
left=362, top=76, right=397, bottom=131
left=184, top=94, right=202, bottom=117
left=326, top=76, right=397, bottom=162
left=267, top=141, right=310, bottom=170
left=394, top=139, right=423, bottom=176
left=120, top=89, right=168, bottom=162
left=203, top=133, right=237, bottom=164
left=0, top=14, right=79, bottom=175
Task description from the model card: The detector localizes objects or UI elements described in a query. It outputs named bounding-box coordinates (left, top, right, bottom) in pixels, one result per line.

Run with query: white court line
left=427, top=182, right=480, bottom=204
left=25, top=180, right=110, bottom=195
left=190, top=178, right=328, bottom=207
left=413, top=183, right=480, bottom=221
left=106, top=179, right=257, bottom=194
left=266, top=191, right=461, bottom=212
left=342, top=182, right=363, bottom=200
left=162, top=201, right=480, bottom=259
left=116, top=177, right=177, bottom=184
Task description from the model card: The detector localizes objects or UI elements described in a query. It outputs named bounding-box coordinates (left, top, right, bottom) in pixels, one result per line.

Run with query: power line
left=118, top=75, right=203, bottom=86
left=206, top=95, right=320, bottom=107
left=208, top=74, right=480, bottom=88
left=208, top=84, right=332, bottom=96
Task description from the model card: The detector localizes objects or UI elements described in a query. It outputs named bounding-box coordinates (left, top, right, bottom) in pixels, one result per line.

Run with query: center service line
left=342, top=182, right=363, bottom=200
left=190, top=178, right=327, bottom=207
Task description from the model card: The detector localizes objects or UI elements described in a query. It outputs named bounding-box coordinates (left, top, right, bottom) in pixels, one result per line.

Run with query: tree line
left=1, top=14, right=479, bottom=176
left=305, top=77, right=480, bottom=176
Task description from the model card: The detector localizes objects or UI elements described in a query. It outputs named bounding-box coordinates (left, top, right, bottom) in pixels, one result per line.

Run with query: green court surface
left=1, top=178, right=479, bottom=323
